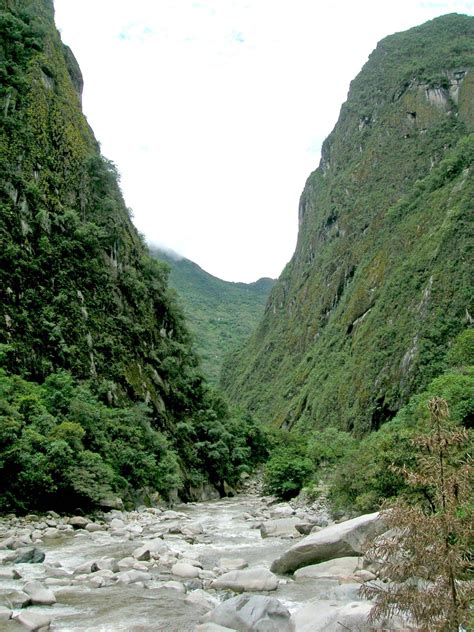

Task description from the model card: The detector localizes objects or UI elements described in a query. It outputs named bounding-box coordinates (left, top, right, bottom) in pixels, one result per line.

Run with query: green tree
left=361, top=397, right=473, bottom=631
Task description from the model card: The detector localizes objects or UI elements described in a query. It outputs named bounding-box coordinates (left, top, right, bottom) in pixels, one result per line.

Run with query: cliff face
left=0, top=0, right=205, bottom=430
left=222, top=14, right=474, bottom=434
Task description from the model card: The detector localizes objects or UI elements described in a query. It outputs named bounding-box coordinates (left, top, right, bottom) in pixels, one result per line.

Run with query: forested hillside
left=152, top=249, right=274, bottom=384
left=0, top=0, right=266, bottom=512
left=222, top=14, right=474, bottom=435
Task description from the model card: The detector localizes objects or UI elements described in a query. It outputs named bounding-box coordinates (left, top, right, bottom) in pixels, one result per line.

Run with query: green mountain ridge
left=151, top=248, right=275, bottom=385
left=222, top=13, right=474, bottom=434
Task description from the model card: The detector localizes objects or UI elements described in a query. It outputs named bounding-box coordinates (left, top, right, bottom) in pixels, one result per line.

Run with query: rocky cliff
left=222, top=14, right=474, bottom=434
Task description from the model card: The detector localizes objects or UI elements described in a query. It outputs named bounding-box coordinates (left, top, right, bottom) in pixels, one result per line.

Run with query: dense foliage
left=0, top=0, right=269, bottom=510
left=152, top=249, right=274, bottom=385
left=222, top=14, right=474, bottom=435
left=263, top=329, right=473, bottom=507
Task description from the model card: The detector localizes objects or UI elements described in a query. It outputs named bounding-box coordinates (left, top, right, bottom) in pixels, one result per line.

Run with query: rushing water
left=0, top=496, right=330, bottom=631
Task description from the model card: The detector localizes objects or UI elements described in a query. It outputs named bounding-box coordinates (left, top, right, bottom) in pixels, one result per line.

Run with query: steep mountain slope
left=222, top=14, right=474, bottom=435
left=0, top=0, right=266, bottom=509
left=152, top=249, right=275, bottom=384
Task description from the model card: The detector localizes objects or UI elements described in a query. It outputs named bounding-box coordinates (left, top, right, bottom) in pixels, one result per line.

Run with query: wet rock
left=291, top=599, right=373, bottom=631
left=0, top=567, right=22, bottom=579
left=0, top=605, right=12, bottom=621
left=132, top=545, right=151, bottom=561
left=117, top=556, right=135, bottom=570
left=271, top=512, right=384, bottom=574
left=43, top=528, right=61, bottom=540
left=109, top=518, right=125, bottom=529
left=294, top=556, right=360, bottom=581
left=85, top=522, right=103, bottom=532
left=69, top=516, right=89, bottom=529
left=7, top=546, right=45, bottom=564
left=14, top=610, right=52, bottom=631
left=116, top=569, right=151, bottom=584
left=44, top=564, right=73, bottom=579
left=0, top=589, right=31, bottom=608
left=295, top=522, right=316, bottom=535
left=218, top=558, right=248, bottom=572
left=204, top=594, right=292, bottom=631
left=211, top=566, right=279, bottom=593
left=162, top=580, right=186, bottom=592
left=172, top=562, right=200, bottom=578
left=260, top=518, right=304, bottom=539
left=23, top=581, right=56, bottom=605
left=269, top=503, right=294, bottom=518
left=185, top=588, right=219, bottom=611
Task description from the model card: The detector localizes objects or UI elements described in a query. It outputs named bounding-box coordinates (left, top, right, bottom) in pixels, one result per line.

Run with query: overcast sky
left=54, top=1, right=474, bottom=282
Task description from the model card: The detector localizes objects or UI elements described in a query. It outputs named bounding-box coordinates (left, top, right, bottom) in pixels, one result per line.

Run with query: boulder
left=0, top=589, right=31, bottom=608
left=260, top=518, right=303, bottom=539
left=185, top=588, right=219, bottom=611
left=14, top=610, right=52, bottom=631
left=211, top=567, right=278, bottom=593
left=269, top=503, right=294, bottom=518
left=116, top=569, right=151, bottom=584
left=162, top=580, right=186, bottom=592
left=218, top=558, right=248, bottom=571
left=0, top=567, right=22, bottom=579
left=271, top=512, right=383, bottom=574
left=23, top=581, right=56, bottom=606
left=294, top=556, right=360, bottom=581
left=69, top=516, right=89, bottom=529
left=6, top=547, right=45, bottom=564
left=132, top=545, right=151, bottom=561
left=0, top=606, right=12, bottom=621
left=291, top=599, right=373, bottom=631
left=204, top=594, right=292, bottom=631
left=172, top=562, right=200, bottom=579
left=42, top=528, right=61, bottom=539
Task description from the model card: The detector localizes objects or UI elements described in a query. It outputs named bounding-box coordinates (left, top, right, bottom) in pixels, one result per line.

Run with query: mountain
left=152, top=249, right=275, bottom=384
left=0, top=0, right=267, bottom=511
left=222, top=14, right=474, bottom=435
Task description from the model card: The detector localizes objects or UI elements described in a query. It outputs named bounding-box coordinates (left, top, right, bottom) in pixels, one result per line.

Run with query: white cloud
left=54, top=0, right=474, bottom=281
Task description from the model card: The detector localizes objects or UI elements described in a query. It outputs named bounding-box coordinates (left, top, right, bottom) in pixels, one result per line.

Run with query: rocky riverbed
left=0, top=495, right=406, bottom=631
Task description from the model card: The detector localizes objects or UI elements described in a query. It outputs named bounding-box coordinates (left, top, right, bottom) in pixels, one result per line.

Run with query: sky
left=54, top=1, right=474, bottom=282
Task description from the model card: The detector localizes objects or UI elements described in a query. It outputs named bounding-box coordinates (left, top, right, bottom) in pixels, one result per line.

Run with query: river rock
left=109, top=518, right=125, bottom=529
left=260, top=518, right=303, bottom=539
left=218, top=558, right=248, bottom=571
left=43, top=527, right=62, bottom=540
left=14, top=610, right=52, bottom=631
left=271, top=512, right=383, bottom=574
left=0, top=567, right=21, bottom=579
left=211, top=566, right=278, bottom=592
left=0, top=605, right=12, bottom=621
left=6, top=546, right=45, bottom=564
left=116, top=569, right=151, bottom=584
left=132, top=545, right=151, bottom=561
left=172, top=562, right=200, bottom=578
left=1, top=589, right=31, bottom=608
left=162, top=580, right=186, bottom=592
left=203, top=594, right=292, bottom=631
left=291, top=599, right=373, bottom=631
left=269, top=503, right=294, bottom=518
left=69, top=516, right=89, bottom=529
left=185, top=588, right=219, bottom=611
left=23, top=581, right=56, bottom=606
left=294, top=556, right=360, bottom=581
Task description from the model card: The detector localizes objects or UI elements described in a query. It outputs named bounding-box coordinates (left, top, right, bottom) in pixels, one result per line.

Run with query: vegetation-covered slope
left=0, top=0, right=267, bottom=511
left=222, top=14, right=474, bottom=434
left=152, top=249, right=275, bottom=384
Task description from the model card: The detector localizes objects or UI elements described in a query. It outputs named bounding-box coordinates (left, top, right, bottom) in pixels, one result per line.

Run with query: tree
left=361, top=397, right=473, bottom=631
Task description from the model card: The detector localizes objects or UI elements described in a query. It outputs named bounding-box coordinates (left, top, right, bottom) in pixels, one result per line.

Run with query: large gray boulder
left=14, top=610, right=52, bottom=631
left=260, top=518, right=304, bottom=538
left=23, top=581, right=56, bottom=606
left=271, top=512, right=383, bottom=574
left=6, top=546, right=45, bottom=563
left=294, top=556, right=360, bottom=581
left=291, top=599, right=373, bottom=631
left=211, top=567, right=278, bottom=592
left=204, top=594, right=293, bottom=631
